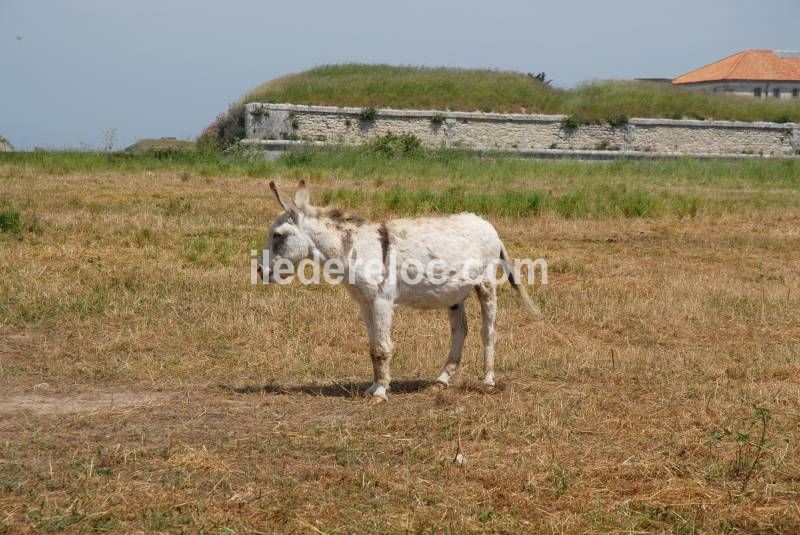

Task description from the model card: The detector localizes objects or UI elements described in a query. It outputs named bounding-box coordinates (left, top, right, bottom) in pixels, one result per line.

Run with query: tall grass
left=243, top=64, right=800, bottom=124
left=0, top=149, right=272, bottom=178
left=321, top=184, right=700, bottom=219
left=279, top=145, right=800, bottom=189
left=9, top=146, right=793, bottom=220
left=3, top=147, right=800, bottom=191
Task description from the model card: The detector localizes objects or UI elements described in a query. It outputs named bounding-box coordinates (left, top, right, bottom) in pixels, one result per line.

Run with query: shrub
left=431, top=113, right=446, bottom=125
left=0, top=209, right=22, bottom=234
left=197, top=103, right=246, bottom=152
left=561, top=115, right=582, bottom=129
left=370, top=132, right=422, bottom=157
left=359, top=107, right=378, bottom=122
left=607, top=113, right=629, bottom=127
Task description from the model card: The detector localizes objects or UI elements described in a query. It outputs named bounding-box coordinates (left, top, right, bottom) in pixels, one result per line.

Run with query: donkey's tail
left=500, top=243, right=543, bottom=321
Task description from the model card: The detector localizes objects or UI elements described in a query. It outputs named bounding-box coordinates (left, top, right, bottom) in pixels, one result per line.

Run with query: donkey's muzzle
left=257, top=264, right=275, bottom=283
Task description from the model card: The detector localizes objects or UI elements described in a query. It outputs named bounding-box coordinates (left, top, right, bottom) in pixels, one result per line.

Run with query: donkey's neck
left=300, top=216, right=351, bottom=262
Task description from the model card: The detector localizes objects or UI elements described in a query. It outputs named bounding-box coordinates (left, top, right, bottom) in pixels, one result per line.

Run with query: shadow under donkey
left=220, top=378, right=436, bottom=399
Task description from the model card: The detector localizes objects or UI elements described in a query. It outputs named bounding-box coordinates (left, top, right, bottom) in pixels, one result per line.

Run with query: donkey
left=259, top=181, right=540, bottom=402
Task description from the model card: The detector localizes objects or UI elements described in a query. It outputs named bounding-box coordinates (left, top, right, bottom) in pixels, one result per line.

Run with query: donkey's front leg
left=356, top=300, right=381, bottom=397
left=369, top=299, right=394, bottom=402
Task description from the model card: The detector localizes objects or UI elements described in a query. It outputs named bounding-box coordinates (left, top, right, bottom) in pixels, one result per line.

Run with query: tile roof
left=673, top=50, right=800, bottom=84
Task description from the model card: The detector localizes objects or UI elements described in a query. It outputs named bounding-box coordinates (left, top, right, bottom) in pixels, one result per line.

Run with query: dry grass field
left=1, top=153, right=799, bottom=533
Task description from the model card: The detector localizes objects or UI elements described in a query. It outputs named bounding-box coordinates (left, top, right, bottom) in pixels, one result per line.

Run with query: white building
left=673, top=50, right=800, bottom=100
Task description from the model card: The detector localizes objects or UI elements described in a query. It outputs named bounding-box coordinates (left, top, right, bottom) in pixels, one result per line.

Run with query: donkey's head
left=258, top=180, right=315, bottom=282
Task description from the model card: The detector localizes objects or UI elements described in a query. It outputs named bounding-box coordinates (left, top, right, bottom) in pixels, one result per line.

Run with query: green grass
left=278, top=145, right=800, bottom=190
left=18, top=148, right=698, bottom=220
left=0, top=198, right=41, bottom=236
left=0, top=149, right=273, bottom=178
left=2, top=140, right=798, bottom=224
left=243, top=64, right=800, bottom=124
left=3, top=146, right=800, bottom=193
left=322, top=184, right=700, bottom=219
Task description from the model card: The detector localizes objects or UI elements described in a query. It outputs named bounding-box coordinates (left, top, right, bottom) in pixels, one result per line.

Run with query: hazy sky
left=2, top=0, right=798, bottom=149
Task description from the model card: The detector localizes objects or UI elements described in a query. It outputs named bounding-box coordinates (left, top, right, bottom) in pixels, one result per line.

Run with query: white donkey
left=259, top=181, right=540, bottom=402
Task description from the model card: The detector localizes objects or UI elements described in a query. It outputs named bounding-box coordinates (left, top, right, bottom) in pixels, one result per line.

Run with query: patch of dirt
left=0, top=390, right=169, bottom=416
left=0, top=330, right=45, bottom=355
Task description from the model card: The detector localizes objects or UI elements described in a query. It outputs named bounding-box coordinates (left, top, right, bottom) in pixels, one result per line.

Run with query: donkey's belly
left=394, top=280, right=473, bottom=309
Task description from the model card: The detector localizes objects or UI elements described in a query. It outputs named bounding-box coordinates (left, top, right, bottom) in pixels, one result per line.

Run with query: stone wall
left=244, top=103, right=800, bottom=157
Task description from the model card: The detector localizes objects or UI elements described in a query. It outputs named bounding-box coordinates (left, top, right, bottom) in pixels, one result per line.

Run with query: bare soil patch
left=0, top=390, right=169, bottom=416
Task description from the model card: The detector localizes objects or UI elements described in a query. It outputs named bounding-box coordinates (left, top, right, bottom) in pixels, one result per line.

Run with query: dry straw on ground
left=1, top=162, right=799, bottom=532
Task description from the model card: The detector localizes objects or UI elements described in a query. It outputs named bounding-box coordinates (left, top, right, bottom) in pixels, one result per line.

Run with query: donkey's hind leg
left=475, top=282, right=498, bottom=386
left=368, top=299, right=394, bottom=402
left=435, top=301, right=468, bottom=387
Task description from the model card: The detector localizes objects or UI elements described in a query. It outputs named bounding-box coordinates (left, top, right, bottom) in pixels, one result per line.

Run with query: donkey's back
left=391, top=212, right=501, bottom=264
left=386, top=213, right=503, bottom=309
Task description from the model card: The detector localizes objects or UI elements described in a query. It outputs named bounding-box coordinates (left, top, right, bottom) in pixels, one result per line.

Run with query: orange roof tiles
left=673, top=50, right=800, bottom=84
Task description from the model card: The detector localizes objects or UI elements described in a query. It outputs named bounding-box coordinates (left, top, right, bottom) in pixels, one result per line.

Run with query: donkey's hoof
left=368, top=384, right=388, bottom=403
left=434, top=371, right=451, bottom=388
left=369, top=395, right=386, bottom=405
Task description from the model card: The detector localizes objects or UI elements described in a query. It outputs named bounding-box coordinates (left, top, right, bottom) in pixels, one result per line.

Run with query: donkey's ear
left=293, top=180, right=310, bottom=210
left=269, top=181, right=301, bottom=221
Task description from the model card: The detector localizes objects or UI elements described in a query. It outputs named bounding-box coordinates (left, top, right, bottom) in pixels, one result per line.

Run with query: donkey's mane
left=319, top=207, right=366, bottom=226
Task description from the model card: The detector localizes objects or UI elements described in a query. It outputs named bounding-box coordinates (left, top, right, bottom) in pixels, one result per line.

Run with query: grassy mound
left=199, top=64, right=800, bottom=149
left=245, top=64, right=800, bottom=123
